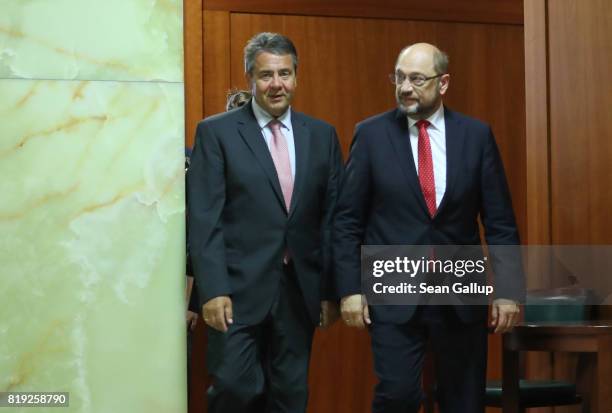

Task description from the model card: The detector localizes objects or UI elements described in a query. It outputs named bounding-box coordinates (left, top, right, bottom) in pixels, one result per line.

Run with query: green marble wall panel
left=0, top=0, right=183, bottom=81
left=0, top=78, right=186, bottom=412
left=1, top=0, right=186, bottom=410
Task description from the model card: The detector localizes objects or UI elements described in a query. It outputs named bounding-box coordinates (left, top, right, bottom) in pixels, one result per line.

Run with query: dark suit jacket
left=188, top=102, right=343, bottom=325
left=333, top=107, right=524, bottom=324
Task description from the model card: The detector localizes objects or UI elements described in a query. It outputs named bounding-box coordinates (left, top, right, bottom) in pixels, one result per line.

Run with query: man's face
left=247, top=52, right=296, bottom=117
left=394, top=49, right=449, bottom=119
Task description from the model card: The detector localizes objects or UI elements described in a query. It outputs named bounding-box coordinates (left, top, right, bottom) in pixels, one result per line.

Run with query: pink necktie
left=416, top=120, right=437, bottom=217
left=268, top=120, right=293, bottom=211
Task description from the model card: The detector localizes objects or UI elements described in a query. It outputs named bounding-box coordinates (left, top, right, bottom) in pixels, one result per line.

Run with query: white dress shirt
left=251, top=98, right=296, bottom=178
left=407, top=104, right=447, bottom=208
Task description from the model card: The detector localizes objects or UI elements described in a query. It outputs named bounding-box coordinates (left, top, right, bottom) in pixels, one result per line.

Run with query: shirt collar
left=407, top=103, right=445, bottom=132
left=251, top=98, right=292, bottom=131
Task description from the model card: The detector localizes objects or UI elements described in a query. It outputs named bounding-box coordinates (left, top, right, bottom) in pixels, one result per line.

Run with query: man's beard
left=397, top=96, right=424, bottom=116
left=398, top=99, right=420, bottom=115
left=397, top=83, right=441, bottom=117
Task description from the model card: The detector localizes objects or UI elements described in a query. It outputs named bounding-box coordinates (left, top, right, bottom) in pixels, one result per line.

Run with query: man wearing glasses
left=333, top=43, right=523, bottom=412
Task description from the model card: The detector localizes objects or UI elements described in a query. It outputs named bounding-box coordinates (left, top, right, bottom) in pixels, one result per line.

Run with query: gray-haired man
left=188, top=32, right=343, bottom=413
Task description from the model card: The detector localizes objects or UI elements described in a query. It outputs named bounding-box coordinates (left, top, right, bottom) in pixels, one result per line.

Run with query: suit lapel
left=385, top=109, right=430, bottom=217
left=436, top=107, right=465, bottom=216
left=236, top=105, right=286, bottom=211
left=288, top=112, right=310, bottom=220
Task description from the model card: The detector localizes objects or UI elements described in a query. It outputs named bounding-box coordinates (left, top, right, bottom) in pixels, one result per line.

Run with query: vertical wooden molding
left=524, top=3, right=554, bottom=411
left=184, top=0, right=204, bottom=148
left=203, top=10, right=231, bottom=117
left=524, top=0, right=551, bottom=247
left=185, top=5, right=206, bottom=413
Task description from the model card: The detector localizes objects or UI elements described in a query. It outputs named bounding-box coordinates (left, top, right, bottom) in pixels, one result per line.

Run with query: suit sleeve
left=480, top=128, right=526, bottom=302
left=187, top=121, right=232, bottom=306
left=320, top=127, right=344, bottom=301
left=333, top=127, right=371, bottom=298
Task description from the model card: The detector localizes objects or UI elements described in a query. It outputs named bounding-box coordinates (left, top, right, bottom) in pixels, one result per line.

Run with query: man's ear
left=439, top=74, right=450, bottom=96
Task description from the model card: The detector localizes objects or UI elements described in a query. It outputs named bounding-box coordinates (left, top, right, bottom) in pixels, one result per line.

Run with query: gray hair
left=244, top=32, right=298, bottom=75
left=396, top=44, right=450, bottom=75
left=433, top=50, right=449, bottom=75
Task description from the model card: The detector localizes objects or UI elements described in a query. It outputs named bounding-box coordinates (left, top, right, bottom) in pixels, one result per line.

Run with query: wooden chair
left=487, top=288, right=593, bottom=411
left=422, top=289, right=592, bottom=412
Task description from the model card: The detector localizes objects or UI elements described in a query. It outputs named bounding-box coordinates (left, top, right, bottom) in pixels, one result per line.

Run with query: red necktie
left=416, top=120, right=437, bottom=217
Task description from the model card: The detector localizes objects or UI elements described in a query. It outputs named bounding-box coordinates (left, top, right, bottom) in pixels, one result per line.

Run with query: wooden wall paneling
left=189, top=323, right=208, bottom=413
left=184, top=0, right=204, bottom=148
left=521, top=1, right=612, bottom=411
left=547, top=2, right=612, bottom=409
left=524, top=0, right=551, bottom=248
left=549, top=0, right=612, bottom=246
left=228, top=13, right=526, bottom=236
left=548, top=0, right=612, bottom=317
left=226, top=13, right=525, bottom=413
left=203, top=10, right=231, bottom=118
left=307, top=324, right=377, bottom=413
left=229, top=13, right=397, bottom=154
left=523, top=1, right=554, bottom=409
left=204, top=0, right=523, bottom=25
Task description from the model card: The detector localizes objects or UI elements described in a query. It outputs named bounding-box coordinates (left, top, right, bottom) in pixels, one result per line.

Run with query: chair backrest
left=524, top=288, right=593, bottom=323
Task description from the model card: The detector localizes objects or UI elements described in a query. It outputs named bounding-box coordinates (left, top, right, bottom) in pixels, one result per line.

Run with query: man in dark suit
left=333, top=43, right=524, bottom=413
left=188, top=32, right=342, bottom=413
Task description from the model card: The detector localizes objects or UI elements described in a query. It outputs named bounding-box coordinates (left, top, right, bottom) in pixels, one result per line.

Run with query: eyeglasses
left=389, top=72, right=445, bottom=87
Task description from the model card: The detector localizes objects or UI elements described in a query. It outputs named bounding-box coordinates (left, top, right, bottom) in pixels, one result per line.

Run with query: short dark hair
left=244, top=32, right=298, bottom=75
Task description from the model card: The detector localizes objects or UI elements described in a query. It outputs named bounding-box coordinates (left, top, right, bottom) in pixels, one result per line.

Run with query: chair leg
left=576, top=352, right=595, bottom=413
left=502, top=343, right=521, bottom=413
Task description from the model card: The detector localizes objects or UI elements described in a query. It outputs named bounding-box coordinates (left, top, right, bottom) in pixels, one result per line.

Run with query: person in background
left=185, top=89, right=251, bottom=409
left=184, top=147, right=199, bottom=408
left=225, top=89, right=252, bottom=111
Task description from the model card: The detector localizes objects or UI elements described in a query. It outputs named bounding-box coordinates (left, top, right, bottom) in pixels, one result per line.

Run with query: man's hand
left=202, top=296, right=233, bottom=332
left=341, top=294, right=371, bottom=328
left=186, top=310, right=198, bottom=332
left=320, top=300, right=340, bottom=328
left=491, top=298, right=520, bottom=333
